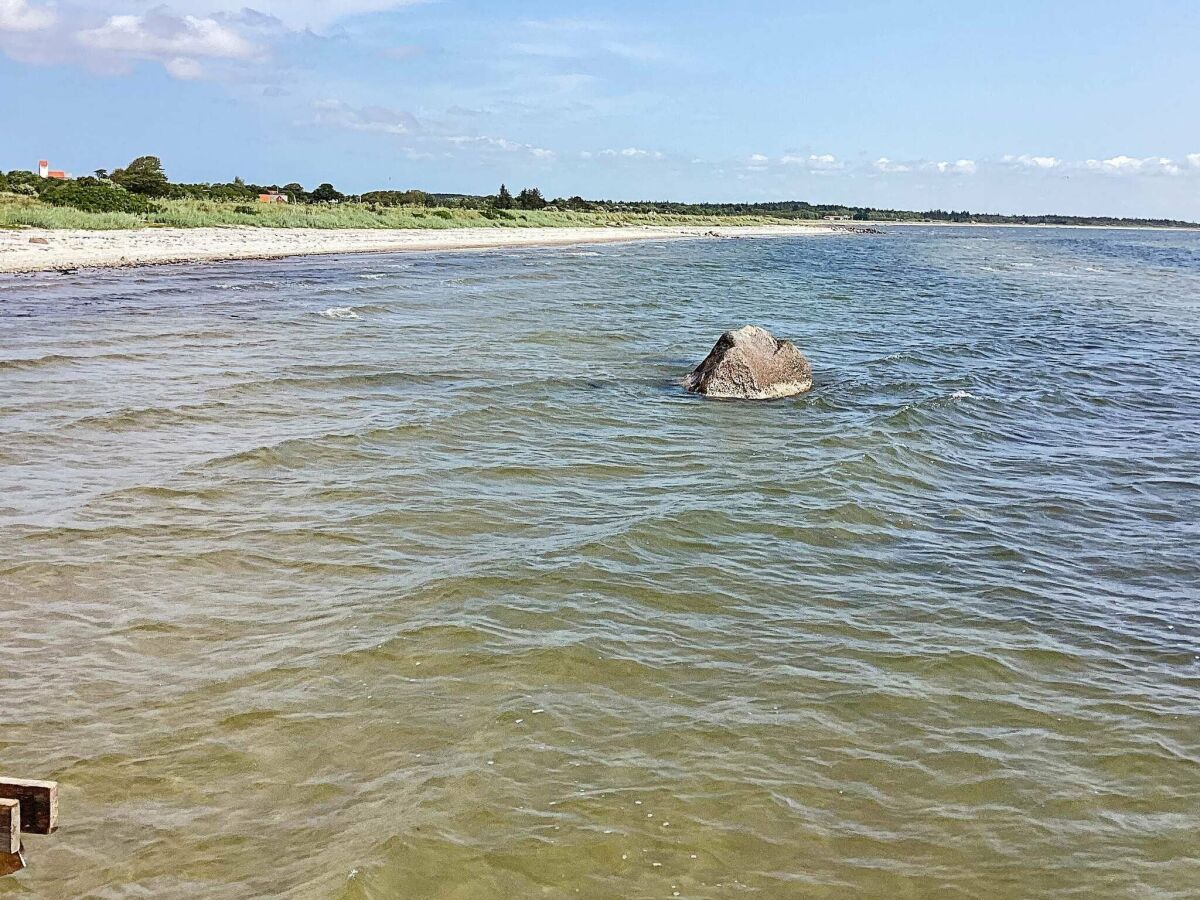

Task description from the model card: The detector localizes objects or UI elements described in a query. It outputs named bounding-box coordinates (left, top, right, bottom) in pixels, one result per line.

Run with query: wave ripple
left=2, top=229, right=1199, bottom=898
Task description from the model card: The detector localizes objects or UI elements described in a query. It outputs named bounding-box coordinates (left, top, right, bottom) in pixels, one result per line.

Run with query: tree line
left=2, top=156, right=1196, bottom=228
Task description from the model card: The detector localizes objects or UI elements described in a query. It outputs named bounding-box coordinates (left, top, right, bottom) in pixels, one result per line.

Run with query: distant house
left=38, top=160, right=68, bottom=181
left=258, top=192, right=290, bottom=203
left=822, top=214, right=851, bottom=221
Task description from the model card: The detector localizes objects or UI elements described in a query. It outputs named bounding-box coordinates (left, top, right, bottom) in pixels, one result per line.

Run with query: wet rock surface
left=684, top=325, right=813, bottom=399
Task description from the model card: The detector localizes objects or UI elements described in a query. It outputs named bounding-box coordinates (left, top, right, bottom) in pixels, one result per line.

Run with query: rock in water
left=684, top=325, right=813, bottom=399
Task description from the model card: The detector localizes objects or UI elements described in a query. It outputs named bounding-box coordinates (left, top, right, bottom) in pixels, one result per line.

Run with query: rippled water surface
left=2, top=227, right=1199, bottom=898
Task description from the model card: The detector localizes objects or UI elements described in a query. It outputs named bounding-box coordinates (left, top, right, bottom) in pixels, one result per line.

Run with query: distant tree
left=111, top=156, right=170, bottom=196
left=5, top=169, right=39, bottom=190
left=310, top=182, right=345, bottom=203
left=94, top=169, right=109, bottom=180
left=494, top=183, right=514, bottom=209
left=281, top=182, right=309, bottom=202
left=233, top=176, right=246, bottom=186
left=515, top=187, right=546, bottom=210
left=206, top=182, right=256, bottom=201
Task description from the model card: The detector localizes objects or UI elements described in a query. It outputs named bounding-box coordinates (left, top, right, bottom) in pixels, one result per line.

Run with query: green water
left=2, top=228, right=1198, bottom=898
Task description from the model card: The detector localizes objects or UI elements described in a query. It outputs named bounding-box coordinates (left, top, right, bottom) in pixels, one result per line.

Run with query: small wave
left=319, top=307, right=360, bottom=320
left=0, top=353, right=77, bottom=371
left=357, top=273, right=387, bottom=280
left=0, top=352, right=142, bottom=371
left=950, top=390, right=976, bottom=399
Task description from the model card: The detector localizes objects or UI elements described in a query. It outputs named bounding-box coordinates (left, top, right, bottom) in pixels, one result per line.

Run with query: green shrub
left=110, top=156, right=170, bottom=197
left=432, top=209, right=453, bottom=220
left=43, top=183, right=158, bottom=214
left=233, top=204, right=257, bottom=215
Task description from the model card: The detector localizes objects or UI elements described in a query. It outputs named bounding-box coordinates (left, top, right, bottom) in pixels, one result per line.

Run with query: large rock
left=684, top=325, right=813, bottom=400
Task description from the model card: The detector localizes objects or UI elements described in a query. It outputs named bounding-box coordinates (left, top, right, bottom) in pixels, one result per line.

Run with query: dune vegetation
left=0, top=157, right=799, bottom=231
left=0, top=193, right=797, bottom=231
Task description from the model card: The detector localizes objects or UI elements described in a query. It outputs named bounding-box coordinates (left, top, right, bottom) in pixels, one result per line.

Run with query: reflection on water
left=2, top=228, right=1199, bottom=898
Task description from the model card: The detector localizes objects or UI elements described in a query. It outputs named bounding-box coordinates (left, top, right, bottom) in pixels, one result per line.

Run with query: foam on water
left=2, top=227, right=1199, bottom=898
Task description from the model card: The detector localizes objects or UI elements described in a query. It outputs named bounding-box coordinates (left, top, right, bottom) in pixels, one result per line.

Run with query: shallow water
left=1, top=227, right=1199, bottom=898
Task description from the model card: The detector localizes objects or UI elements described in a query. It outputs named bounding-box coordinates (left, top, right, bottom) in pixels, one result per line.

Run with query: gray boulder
left=684, top=325, right=813, bottom=399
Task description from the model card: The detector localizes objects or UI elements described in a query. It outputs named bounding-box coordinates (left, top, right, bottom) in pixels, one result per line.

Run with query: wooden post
left=0, top=799, right=21, bottom=876
left=0, top=780, right=57, bottom=835
left=0, top=799, right=17, bottom=855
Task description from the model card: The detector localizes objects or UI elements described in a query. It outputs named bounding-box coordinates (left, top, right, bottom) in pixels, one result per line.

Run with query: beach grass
left=0, top=194, right=800, bottom=231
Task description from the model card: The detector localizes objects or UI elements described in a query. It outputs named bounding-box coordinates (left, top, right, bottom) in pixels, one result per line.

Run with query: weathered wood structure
left=0, top=778, right=59, bottom=876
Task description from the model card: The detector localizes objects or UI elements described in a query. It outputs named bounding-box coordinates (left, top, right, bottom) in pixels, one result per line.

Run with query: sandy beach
left=0, top=223, right=836, bottom=274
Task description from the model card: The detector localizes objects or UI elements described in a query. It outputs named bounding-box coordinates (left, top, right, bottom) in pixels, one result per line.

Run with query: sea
left=1, top=226, right=1198, bottom=898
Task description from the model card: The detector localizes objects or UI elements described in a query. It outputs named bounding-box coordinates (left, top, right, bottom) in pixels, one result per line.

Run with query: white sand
left=0, top=224, right=836, bottom=274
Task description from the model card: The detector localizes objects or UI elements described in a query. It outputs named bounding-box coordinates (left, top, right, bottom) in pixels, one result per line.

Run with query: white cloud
left=781, top=153, right=842, bottom=170
left=305, top=98, right=559, bottom=162
left=310, top=99, right=418, bottom=135
left=873, top=157, right=911, bottom=173
left=164, top=56, right=204, bottom=79
left=68, top=0, right=426, bottom=32
left=448, top=135, right=556, bottom=160
left=1004, top=154, right=1061, bottom=169
left=598, top=147, right=664, bottom=159
left=0, top=0, right=55, bottom=31
left=934, top=159, right=976, bottom=175
left=76, top=12, right=257, bottom=60
left=2, top=1, right=423, bottom=77
left=2, top=5, right=263, bottom=77
left=1085, top=155, right=1140, bottom=172
left=749, top=153, right=769, bottom=163
left=1083, top=155, right=1180, bottom=175
left=865, top=152, right=1197, bottom=179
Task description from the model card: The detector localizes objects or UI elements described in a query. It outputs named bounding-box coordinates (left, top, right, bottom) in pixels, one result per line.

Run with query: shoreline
left=0, top=224, right=836, bottom=274
left=880, top=220, right=1200, bottom=231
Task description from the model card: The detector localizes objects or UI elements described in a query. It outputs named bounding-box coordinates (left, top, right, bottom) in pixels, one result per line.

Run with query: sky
left=3, top=0, right=1200, bottom=219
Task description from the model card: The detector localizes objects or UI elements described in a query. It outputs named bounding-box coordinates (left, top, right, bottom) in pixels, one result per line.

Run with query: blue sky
left=3, top=0, right=1200, bottom=218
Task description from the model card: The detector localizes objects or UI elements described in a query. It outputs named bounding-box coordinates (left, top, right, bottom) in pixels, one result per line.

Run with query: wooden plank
left=0, top=799, right=17, bottom=855
left=0, top=848, right=24, bottom=878
left=0, top=779, right=57, bottom=835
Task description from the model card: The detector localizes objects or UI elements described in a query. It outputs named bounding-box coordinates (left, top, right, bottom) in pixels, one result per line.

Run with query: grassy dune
left=0, top=194, right=799, bottom=231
